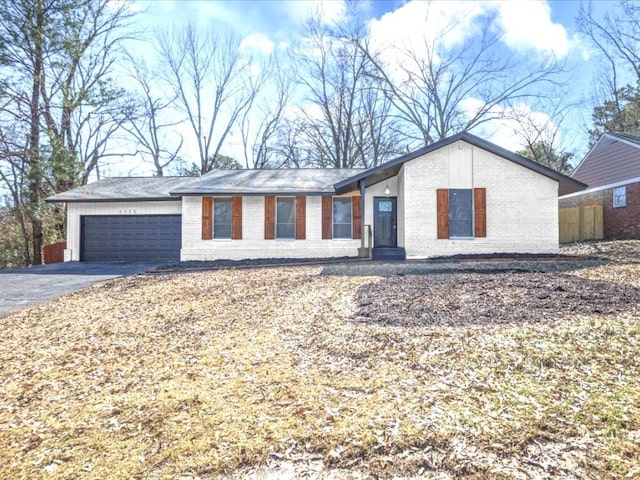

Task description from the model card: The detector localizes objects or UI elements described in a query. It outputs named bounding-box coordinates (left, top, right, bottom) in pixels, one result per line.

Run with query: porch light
left=384, top=183, right=391, bottom=196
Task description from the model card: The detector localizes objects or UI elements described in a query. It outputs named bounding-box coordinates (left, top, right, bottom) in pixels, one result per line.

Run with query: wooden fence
left=42, top=241, right=67, bottom=264
left=559, top=205, right=603, bottom=243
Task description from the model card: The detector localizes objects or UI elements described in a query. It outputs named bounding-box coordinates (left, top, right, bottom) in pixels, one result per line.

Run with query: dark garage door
left=81, top=215, right=181, bottom=262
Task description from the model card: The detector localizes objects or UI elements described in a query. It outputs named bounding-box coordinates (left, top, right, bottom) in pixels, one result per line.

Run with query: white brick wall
left=65, top=141, right=559, bottom=262
left=398, top=140, right=559, bottom=258
left=180, top=195, right=361, bottom=261
left=66, top=201, right=182, bottom=261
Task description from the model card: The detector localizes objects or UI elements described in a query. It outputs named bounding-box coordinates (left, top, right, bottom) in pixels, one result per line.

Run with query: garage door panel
left=81, top=215, right=181, bottom=262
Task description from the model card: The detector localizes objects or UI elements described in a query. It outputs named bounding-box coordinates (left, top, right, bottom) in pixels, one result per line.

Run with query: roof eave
left=45, top=196, right=182, bottom=203
left=171, top=190, right=338, bottom=196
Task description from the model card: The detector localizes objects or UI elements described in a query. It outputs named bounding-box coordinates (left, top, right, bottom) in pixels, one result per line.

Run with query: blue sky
left=110, top=0, right=617, bottom=175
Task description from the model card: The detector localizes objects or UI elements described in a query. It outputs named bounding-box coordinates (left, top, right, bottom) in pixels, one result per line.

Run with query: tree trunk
left=28, top=0, right=44, bottom=265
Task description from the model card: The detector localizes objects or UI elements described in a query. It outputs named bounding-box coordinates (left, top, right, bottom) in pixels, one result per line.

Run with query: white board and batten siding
left=180, top=194, right=361, bottom=261
left=65, top=201, right=181, bottom=261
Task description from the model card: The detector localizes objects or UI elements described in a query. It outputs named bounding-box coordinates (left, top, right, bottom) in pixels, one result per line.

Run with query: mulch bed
left=355, top=271, right=640, bottom=327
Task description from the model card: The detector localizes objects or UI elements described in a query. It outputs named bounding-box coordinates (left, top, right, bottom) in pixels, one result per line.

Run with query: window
left=213, top=198, right=232, bottom=238
left=333, top=198, right=352, bottom=239
left=276, top=197, right=295, bottom=238
left=449, top=189, right=473, bottom=237
left=613, top=186, right=627, bottom=208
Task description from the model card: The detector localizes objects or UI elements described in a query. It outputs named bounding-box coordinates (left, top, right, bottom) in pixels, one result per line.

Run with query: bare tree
left=578, top=1, right=640, bottom=144
left=0, top=117, right=31, bottom=265
left=359, top=8, right=565, bottom=146
left=289, top=17, right=400, bottom=168
left=578, top=1, right=640, bottom=92
left=121, top=54, right=184, bottom=176
left=240, top=55, right=293, bottom=169
left=508, top=104, right=575, bottom=173
left=0, top=0, right=136, bottom=264
left=157, top=23, right=260, bottom=173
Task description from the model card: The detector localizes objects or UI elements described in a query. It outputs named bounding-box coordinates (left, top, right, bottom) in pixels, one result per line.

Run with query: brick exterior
left=559, top=180, right=640, bottom=240
left=396, top=141, right=559, bottom=258
left=181, top=140, right=560, bottom=261
left=65, top=141, right=563, bottom=262
left=181, top=194, right=361, bottom=261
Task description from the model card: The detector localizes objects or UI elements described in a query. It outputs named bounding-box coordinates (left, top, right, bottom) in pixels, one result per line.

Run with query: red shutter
left=295, top=196, right=306, bottom=240
left=264, top=196, right=275, bottom=239
left=352, top=195, right=361, bottom=239
left=474, top=188, right=486, bottom=238
left=322, top=195, right=332, bottom=239
left=202, top=197, right=212, bottom=240
left=231, top=196, right=242, bottom=240
left=436, top=189, right=449, bottom=239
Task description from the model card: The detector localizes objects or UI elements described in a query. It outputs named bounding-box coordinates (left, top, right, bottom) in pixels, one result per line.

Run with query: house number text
left=118, top=209, right=137, bottom=214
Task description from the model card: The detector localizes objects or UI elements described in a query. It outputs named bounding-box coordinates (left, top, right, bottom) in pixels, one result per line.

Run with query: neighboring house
left=559, top=132, right=640, bottom=239
left=47, top=132, right=585, bottom=262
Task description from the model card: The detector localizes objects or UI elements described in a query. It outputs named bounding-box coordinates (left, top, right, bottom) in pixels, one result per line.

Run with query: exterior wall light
left=384, top=184, right=391, bottom=196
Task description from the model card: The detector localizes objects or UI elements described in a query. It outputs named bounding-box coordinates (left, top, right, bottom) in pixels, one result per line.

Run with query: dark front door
left=374, top=197, right=397, bottom=247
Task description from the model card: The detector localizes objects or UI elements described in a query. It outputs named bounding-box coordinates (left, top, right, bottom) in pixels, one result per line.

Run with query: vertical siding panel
left=436, top=189, right=449, bottom=239
left=474, top=188, right=486, bottom=237
left=352, top=195, right=361, bottom=239
left=321, top=196, right=333, bottom=239
left=231, top=196, right=242, bottom=240
left=295, top=196, right=306, bottom=240
left=264, top=196, right=275, bottom=239
left=202, top=197, right=212, bottom=240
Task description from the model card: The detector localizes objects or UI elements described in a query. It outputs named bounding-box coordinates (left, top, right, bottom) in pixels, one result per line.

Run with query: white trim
left=613, top=186, right=627, bottom=208
left=605, top=132, right=640, bottom=150
left=559, top=176, right=640, bottom=199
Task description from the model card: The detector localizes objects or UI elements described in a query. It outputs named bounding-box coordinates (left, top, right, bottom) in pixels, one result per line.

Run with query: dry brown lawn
left=1, top=241, right=639, bottom=479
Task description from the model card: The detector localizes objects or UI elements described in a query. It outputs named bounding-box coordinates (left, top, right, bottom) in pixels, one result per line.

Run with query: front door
left=374, top=197, right=397, bottom=247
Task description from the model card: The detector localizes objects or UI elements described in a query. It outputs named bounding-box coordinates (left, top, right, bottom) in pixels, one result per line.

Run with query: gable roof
left=170, top=168, right=365, bottom=196
left=571, top=132, right=640, bottom=188
left=335, top=132, right=586, bottom=196
left=46, top=132, right=585, bottom=203
left=45, top=176, right=190, bottom=203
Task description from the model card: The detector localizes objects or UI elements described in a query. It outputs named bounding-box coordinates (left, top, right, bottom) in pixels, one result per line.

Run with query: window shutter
left=322, top=195, right=332, bottom=239
left=202, top=197, right=212, bottom=240
left=436, top=189, right=449, bottom=239
left=295, top=196, right=306, bottom=240
left=264, top=196, right=275, bottom=240
left=231, top=196, right=242, bottom=240
left=352, top=195, right=361, bottom=239
left=474, top=188, right=486, bottom=237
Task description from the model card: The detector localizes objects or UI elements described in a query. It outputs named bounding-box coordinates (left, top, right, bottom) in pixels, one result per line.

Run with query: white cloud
left=288, top=0, right=346, bottom=25
left=461, top=100, right=559, bottom=152
left=368, top=1, right=484, bottom=57
left=494, top=0, right=570, bottom=58
left=240, top=33, right=275, bottom=55
left=367, top=0, right=574, bottom=63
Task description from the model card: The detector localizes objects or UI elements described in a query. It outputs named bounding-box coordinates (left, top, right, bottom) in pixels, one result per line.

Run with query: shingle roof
left=46, top=132, right=586, bottom=203
left=607, top=131, right=640, bottom=145
left=45, top=177, right=190, bottom=202
left=170, top=168, right=365, bottom=196
left=570, top=132, right=640, bottom=188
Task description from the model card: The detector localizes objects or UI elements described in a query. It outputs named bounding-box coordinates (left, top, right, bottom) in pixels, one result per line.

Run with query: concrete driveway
left=0, top=262, right=158, bottom=317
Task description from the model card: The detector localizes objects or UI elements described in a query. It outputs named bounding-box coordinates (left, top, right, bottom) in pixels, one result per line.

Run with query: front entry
left=374, top=197, right=397, bottom=247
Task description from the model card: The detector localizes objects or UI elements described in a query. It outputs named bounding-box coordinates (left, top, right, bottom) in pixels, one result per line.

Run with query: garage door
left=81, top=215, right=181, bottom=262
